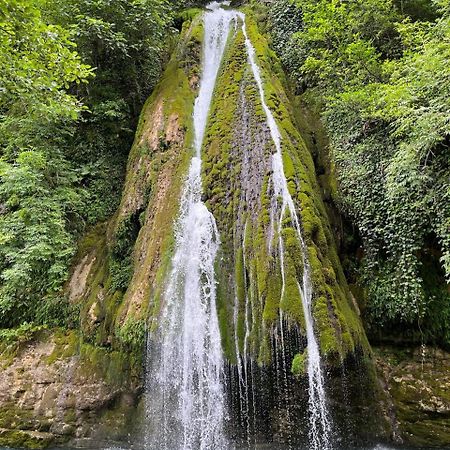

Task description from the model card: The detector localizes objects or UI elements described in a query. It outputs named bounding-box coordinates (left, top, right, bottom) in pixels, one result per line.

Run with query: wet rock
left=376, top=345, right=450, bottom=446
left=0, top=330, right=141, bottom=449
left=0, top=428, right=53, bottom=449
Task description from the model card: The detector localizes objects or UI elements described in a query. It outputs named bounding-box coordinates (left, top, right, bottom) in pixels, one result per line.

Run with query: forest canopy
left=0, top=0, right=173, bottom=327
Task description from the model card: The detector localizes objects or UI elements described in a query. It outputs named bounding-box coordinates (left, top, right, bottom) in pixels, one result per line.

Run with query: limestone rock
left=0, top=330, right=141, bottom=448
left=376, top=346, right=450, bottom=446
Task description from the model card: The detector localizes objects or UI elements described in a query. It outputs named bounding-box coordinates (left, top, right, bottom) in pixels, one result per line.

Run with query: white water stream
left=237, top=11, right=333, bottom=450
left=146, top=2, right=332, bottom=449
left=145, top=4, right=234, bottom=449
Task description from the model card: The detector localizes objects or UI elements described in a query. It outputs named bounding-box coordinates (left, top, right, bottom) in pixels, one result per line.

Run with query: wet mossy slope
left=66, top=15, right=204, bottom=354
left=203, top=13, right=369, bottom=367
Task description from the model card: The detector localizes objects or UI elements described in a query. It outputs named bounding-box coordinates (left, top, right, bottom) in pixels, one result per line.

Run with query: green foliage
left=269, top=0, right=450, bottom=346
left=0, top=151, right=80, bottom=317
left=42, top=0, right=175, bottom=226
left=109, top=211, right=142, bottom=292
left=116, top=318, right=146, bottom=352
left=0, top=0, right=92, bottom=119
left=34, top=294, right=80, bottom=328
left=109, top=257, right=133, bottom=292
left=0, top=0, right=90, bottom=326
left=45, top=0, right=172, bottom=109
left=291, top=350, right=307, bottom=376
left=0, top=0, right=174, bottom=328
left=267, top=0, right=304, bottom=86
left=393, top=0, right=440, bottom=20
left=0, top=322, right=46, bottom=346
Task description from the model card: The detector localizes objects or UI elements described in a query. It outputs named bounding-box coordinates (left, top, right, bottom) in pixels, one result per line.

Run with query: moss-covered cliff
left=66, top=5, right=372, bottom=382
left=196, top=12, right=388, bottom=444
left=202, top=12, right=369, bottom=370
left=3, top=4, right=448, bottom=449
left=35, top=7, right=379, bottom=445
left=65, top=14, right=205, bottom=354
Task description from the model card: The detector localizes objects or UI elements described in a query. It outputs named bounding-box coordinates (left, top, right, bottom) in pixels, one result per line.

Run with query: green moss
left=291, top=350, right=308, bottom=376
left=0, top=429, right=53, bottom=449
left=45, top=330, right=79, bottom=365
left=235, top=248, right=246, bottom=305
left=121, top=18, right=201, bottom=326
left=314, top=296, right=339, bottom=357
left=244, top=14, right=366, bottom=354
left=78, top=342, right=133, bottom=388
left=262, top=269, right=281, bottom=325
left=199, top=11, right=370, bottom=367
left=258, top=332, right=272, bottom=366
left=115, top=318, right=146, bottom=353
left=217, top=266, right=237, bottom=363
left=0, top=406, right=34, bottom=430
left=76, top=223, right=108, bottom=258
left=201, top=27, right=251, bottom=360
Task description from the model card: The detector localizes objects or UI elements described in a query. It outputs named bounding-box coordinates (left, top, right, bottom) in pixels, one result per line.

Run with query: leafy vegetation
left=0, top=0, right=173, bottom=327
left=1, top=0, right=448, bottom=352
left=268, top=0, right=450, bottom=346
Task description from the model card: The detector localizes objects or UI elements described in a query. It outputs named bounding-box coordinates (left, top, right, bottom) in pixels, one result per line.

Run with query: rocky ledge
left=0, top=329, right=141, bottom=449
left=376, top=345, right=450, bottom=447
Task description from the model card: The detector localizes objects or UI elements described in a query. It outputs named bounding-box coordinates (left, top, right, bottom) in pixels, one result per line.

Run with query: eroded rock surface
left=376, top=346, right=450, bottom=446
left=0, top=330, right=140, bottom=448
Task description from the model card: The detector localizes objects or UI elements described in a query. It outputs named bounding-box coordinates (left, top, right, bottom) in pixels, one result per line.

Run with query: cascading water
left=145, top=2, right=332, bottom=448
left=236, top=12, right=333, bottom=450
left=144, top=3, right=235, bottom=449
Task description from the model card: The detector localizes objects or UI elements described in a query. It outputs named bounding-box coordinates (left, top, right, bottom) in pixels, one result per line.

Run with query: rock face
left=0, top=330, right=141, bottom=448
left=376, top=346, right=450, bottom=446
left=2, top=6, right=449, bottom=450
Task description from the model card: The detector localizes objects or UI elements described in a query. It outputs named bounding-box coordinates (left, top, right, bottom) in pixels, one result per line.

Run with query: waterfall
left=145, top=2, right=333, bottom=448
left=237, top=12, right=333, bottom=450
left=144, top=4, right=235, bottom=449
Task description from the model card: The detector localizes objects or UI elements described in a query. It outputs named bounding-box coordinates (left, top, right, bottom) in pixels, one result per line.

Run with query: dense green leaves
left=0, top=0, right=89, bottom=326
left=270, top=0, right=450, bottom=346
left=0, top=0, right=92, bottom=110
left=0, top=0, right=173, bottom=327
left=0, top=151, right=80, bottom=310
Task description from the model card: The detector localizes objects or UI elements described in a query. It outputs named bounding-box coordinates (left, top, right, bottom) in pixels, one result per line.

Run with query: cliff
left=1, top=5, right=448, bottom=449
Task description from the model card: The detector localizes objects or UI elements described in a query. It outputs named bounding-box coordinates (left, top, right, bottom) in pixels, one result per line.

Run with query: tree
left=0, top=0, right=91, bottom=326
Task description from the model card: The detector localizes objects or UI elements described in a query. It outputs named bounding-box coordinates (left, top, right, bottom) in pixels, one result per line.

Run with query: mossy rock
left=375, top=346, right=450, bottom=446
left=63, top=15, right=205, bottom=358
left=291, top=350, right=308, bottom=376
left=202, top=10, right=369, bottom=367
left=0, top=429, right=53, bottom=449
